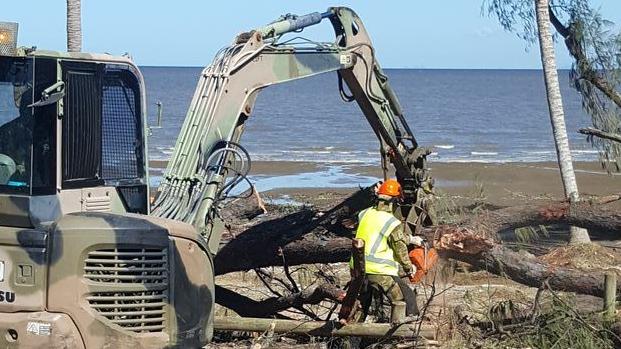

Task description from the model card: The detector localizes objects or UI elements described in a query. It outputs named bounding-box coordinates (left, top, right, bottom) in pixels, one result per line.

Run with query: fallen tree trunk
left=214, top=316, right=436, bottom=339
left=444, top=246, right=612, bottom=297
left=216, top=190, right=621, bottom=300
left=215, top=188, right=375, bottom=275
left=436, top=200, right=621, bottom=241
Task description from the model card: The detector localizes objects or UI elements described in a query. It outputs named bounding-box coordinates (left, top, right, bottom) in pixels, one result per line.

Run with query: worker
left=353, top=178, right=422, bottom=323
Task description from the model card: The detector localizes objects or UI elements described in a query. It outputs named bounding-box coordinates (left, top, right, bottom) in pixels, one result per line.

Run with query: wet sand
left=150, top=159, right=620, bottom=207
left=251, top=161, right=620, bottom=207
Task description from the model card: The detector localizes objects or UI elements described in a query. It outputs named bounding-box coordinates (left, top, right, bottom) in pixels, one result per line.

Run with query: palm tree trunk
left=535, top=0, right=590, bottom=243
left=66, top=0, right=82, bottom=52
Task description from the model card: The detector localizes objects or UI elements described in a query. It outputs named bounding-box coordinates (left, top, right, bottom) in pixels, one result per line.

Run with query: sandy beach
left=152, top=159, right=621, bottom=243
left=152, top=159, right=620, bottom=208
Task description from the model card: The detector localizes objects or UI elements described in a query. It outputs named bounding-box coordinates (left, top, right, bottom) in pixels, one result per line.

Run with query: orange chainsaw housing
left=408, top=247, right=438, bottom=283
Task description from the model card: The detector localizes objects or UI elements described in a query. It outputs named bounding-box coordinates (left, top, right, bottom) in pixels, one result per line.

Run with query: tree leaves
left=484, top=0, right=621, bottom=171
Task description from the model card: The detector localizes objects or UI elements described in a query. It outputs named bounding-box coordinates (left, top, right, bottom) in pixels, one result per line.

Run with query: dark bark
left=445, top=246, right=613, bottom=298
left=548, top=6, right=621, bottom=109
left=215, top=284, right=345, bottom=318
left=215, top=188, right=375, bottom=275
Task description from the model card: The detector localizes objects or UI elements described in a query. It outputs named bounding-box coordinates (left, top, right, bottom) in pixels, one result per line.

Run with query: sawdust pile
left=540, top=243, right=621, bottom=273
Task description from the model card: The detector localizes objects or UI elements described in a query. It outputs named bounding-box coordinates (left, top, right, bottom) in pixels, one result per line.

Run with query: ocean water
left=143, top=67, right=598, bottom=165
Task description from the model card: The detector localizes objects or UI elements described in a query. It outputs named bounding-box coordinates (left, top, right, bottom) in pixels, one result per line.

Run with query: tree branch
left=579, top=127, right=621, bottom=144
left=548, top=6, right=621, bottom=109
left=215, top=284, right=345, bottom=318
left=548, top=5, right=570, bottom=38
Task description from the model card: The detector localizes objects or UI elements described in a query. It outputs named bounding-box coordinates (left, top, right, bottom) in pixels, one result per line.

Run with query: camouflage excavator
left=0, top=7, right=434, bottom=348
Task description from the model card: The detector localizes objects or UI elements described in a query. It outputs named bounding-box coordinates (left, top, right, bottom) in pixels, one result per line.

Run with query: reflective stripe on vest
left=353, top=207, right=401, bottom=276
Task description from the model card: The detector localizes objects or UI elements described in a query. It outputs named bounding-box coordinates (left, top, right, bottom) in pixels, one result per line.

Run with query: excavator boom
left=152, top=7, right=435, bottom=252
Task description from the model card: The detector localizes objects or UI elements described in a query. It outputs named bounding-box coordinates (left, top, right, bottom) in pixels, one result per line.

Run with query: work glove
left=409, top=235, right=424, bottom=246
left=407, top=271, right=418, bottom=283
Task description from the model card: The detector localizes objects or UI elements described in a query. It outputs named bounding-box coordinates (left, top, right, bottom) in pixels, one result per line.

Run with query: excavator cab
left=0, top=23, right=214, bottom=348
left=0, top=53, right=149, bottom=218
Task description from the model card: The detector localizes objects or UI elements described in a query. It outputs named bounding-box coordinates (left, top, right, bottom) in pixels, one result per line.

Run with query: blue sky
left=4, top=1, right=621, bottom=68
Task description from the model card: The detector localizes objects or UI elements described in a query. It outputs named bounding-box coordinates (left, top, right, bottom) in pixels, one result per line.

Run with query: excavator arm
left=152, top=7, right=435, bottom=253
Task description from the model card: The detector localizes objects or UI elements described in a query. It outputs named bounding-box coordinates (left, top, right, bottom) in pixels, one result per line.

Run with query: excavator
left=0, top=7, right=434, bottom=348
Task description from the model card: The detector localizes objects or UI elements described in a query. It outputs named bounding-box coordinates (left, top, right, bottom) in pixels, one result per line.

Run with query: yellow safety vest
left=351, top=207, right=401, bottom=276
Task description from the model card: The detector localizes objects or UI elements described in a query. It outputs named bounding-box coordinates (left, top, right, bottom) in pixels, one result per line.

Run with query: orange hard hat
left=377, top=179, right=401, bottom=197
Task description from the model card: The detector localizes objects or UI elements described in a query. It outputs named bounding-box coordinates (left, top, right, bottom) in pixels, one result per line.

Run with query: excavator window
left=0, top=56, right=57, bottom=195
left=0, top=57, right=34, bottom=194
left=62, top=62, right=103, bottom=188
left=61, top=61, right=145, bottom=190
left=61, top=61, right=103, bottom=187
left=101, top=65, right=143, bottom=182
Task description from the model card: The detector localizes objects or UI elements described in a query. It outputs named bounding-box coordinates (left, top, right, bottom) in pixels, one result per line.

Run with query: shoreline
left=149, top=160, right=619, bottom=207
left=150, top=159, right=616, bottom=175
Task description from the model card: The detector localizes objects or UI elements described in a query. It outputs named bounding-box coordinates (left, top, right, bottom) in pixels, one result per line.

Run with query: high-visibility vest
left=352, top=207, right=401, bottom=276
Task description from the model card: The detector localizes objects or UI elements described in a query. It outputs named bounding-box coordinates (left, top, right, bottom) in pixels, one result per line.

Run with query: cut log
left=338, top=238, right=365, bottom=324
left=214, top=316, right=436, bottom=339
left=444, top=245, right=619, bottom=298
left=414, top=202, right=621, bottom=298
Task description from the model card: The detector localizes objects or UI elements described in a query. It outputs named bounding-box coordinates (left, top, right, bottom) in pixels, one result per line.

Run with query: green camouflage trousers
left=365, top=274, right=419, bottom=321
left=366, top=274, right=404, bottom=303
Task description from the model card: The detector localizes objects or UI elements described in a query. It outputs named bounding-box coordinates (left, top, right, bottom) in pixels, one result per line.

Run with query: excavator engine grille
left=84, top=248, right=168, bottom=284
left=86, top=290, right=167, bottom=333
left=84, top=248, right=169, bottom=333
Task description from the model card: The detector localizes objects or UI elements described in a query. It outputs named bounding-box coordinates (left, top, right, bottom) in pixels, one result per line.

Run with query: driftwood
left=214, top=316, right=436, bottom=339
left=215, top=188, right=621, bottom=304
